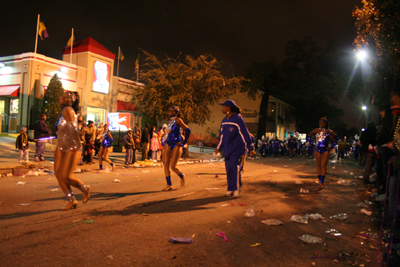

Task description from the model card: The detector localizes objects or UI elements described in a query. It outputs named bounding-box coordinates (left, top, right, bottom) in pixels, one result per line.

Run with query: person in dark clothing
left=359, top=122, right=377, bottom=184
left=33, top=113, right=50, bottom=161
left=132, top=130, right=141, bottom=164
left=375, top=105, right=393, bottom=193
left=288, top=136, right=296, bottom=160
left=16, top=127, right=35, bottom=163
left=141, top=123, right=150, bottom=161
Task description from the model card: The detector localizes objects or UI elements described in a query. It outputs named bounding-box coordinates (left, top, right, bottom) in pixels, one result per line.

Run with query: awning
left=0, top=85, right=20, bottom=97
left=117, top=100, right=137, bottom=112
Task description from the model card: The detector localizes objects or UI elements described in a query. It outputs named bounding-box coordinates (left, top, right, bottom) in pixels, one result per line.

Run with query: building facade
left=189, top=91, right=296, bottom=142
left=0, top=37, right=142, bottom=133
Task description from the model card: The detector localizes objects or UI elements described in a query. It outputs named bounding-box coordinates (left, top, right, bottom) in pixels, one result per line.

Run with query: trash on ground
left=357, top=202, right=368, bottom=208
left=221, top=204, right=229, bottom=206
left=244, top=206, right=255, bottom=217
left=51, top=188, right=59, bottom=191
left=295, top=181, right=304, bottom=184
left=290, top=214, right=309, bottom=224
left=206, top=188, right=219, bottom=190
left=106, top=255, right=114, bottom=260
left=261, top=219, right=283, bottom=225
left=74, top=169, right=81, bottom=173
left=330, top=213, right=347, bottom=220
left=6, top=173, right=12, bottom=177
left=337, top=179, right=352, bottom=186
left=300, top=188, right=309, bottom=193
left=169, top=237, right=193, bottom=244
left=113, top=179, right=120, bottom=183
left=251, top=243, right=261, bottom=247
left=364, top=200, right=373, bottom=205
left=18, top=203, right=31, bottom=206
left=360, top=209, right=372, bottom=216
left=141, top=170, right=149, bottom=173
left=298, top=235, right=322, bottom=244
left=309, top=213, right=324, bottom=220
left=215, top=174, right=219, bottom=177
left=325, top=229, right=342, bottom=236
left=216, top=231, right=231, bottom=242
left=273, top=170, right=277, bottom=172
left=16, top=181, right=26, bottom=185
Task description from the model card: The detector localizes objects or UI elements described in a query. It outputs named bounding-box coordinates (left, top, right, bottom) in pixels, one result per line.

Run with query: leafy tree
left=243, top=60, right=281, bottom=140
left=133, top=51, right=246, bottom=124
left=41, top=74, right=64, bottom=133
left=244, top=37, right=347, bottom=136
left=353, top=0, right=400, bottom=105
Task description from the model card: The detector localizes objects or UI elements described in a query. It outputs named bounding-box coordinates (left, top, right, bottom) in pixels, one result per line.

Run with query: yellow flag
left=67, top=35, right=75, bottom=47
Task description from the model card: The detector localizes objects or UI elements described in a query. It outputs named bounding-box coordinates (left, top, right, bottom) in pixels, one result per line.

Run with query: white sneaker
left=233, top=190, right=241, bottom=197
left=225, top=191, right=233, bottom=197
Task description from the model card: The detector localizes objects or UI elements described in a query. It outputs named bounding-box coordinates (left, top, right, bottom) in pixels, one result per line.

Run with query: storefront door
left=9, top=98, right=19, bottom=132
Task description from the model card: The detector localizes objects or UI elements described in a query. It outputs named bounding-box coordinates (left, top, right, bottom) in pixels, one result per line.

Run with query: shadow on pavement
left=0, top=209, right=60, bottom=220
left=88, top=195, right=227, bottom=217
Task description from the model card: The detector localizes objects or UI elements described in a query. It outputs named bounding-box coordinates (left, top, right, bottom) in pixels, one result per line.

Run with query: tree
left=41, top=74, right=64, bottom=133
left=133, top=51, right=246, bottom=124
left=244, top=37, right=347, bottom=136
left=243, top=60, right=281, bottom=140
left=353, top=0, right=400, bottom=105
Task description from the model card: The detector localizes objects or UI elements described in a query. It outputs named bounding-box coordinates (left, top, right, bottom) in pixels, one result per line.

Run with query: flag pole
left=70, top=28, right=74, bottom=64
left=34, top=14, right=40, bottom=54
left=117, top=46, right=120, bottom=77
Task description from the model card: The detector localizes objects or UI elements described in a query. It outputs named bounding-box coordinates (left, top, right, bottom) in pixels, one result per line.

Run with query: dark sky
left=1, top=0, right=366, bottom=130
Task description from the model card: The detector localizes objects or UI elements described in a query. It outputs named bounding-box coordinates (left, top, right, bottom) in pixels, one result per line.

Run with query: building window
left=87, top=106, right=106, bottom=126
left=10, top=99, right=19, bottom=114
left=267, top=102, right=276, bottom=122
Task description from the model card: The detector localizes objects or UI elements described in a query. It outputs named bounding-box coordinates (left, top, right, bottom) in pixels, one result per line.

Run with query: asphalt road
left=0, top=154, right=379, bottom=266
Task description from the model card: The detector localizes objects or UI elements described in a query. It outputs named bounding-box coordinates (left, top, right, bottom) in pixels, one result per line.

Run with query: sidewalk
left=0, top=136, right=218, bottom=175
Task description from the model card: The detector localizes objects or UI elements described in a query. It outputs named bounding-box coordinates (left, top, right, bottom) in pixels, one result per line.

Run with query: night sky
left=1, top=0, right=366, bottom=130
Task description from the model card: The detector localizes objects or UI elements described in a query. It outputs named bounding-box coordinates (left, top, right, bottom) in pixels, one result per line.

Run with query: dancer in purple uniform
left=215, top=100, right=256, bottom=197
left=307, top=117, right=338, bottom=190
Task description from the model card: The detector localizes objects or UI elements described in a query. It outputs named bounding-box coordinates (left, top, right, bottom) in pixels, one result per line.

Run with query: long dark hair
left=72, top=92, right=80, bottom=114
left=231, top=105, right=241, bottom=114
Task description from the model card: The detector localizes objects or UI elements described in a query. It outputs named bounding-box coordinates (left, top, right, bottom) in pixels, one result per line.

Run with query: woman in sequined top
left=307, top=117, right=338, bottom=190
left=54, top=91, right=91, bottom=211
left=162, top=106, right=191, bottom=191
left=98, top=124, right=115, bottom=171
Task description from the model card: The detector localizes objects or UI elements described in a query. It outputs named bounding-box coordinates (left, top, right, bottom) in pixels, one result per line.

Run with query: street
left=0, top=145, right=380, bottom=267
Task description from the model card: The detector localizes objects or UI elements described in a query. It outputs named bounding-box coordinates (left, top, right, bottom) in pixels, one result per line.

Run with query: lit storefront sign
left=107, top=112, right=131, bottom=131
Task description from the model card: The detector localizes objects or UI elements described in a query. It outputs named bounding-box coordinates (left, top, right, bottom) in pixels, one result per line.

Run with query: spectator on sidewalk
left=199, top=140, right=204, bottom=152
left=123, top=128, right=134, bottom=165
left=141, top=123, right=150, bottom=161
left=132, top=130, right=141, bottom=164
left=150, top=133, right=160, bottom=161
left=360, top=122, right=377, bottom=184
left=16, top=127, right=34, bottom=163
left=83, top=120, right=96, bottom=164
left=33, top=113, right=50, bottom=162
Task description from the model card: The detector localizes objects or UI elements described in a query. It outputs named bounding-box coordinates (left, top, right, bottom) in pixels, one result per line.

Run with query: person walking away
left=215, top=100, right=256, bottom=197
left=360, top=122, right=377, bottom=184
left=123, top=128, right=134, bottom=165
left=273, top=137, right=281, bottom=157
left=141, top=124, right=150, bottom=161
left=288, top=136, right=296, bottom=160
left=16, top=127, right=34, bottom=163
left=33, top=113, right=50, bottom=161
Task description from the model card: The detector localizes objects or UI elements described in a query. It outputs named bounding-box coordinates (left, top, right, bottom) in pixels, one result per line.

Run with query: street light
left=362, top=105, right=367, bottom=111
left=356, top=50, right=367, bottom=61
